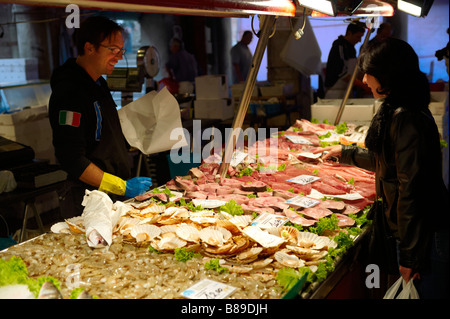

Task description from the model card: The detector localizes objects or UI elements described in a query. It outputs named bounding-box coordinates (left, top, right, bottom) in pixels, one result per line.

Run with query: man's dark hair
left=74, top=16, right=124, bottom=55
left=346, top=21, right=366, bottom=35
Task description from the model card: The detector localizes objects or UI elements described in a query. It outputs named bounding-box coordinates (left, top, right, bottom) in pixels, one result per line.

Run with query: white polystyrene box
left=195, top=75, right=229, bottom=99
left=0, top=105, right=48, bottom=125
left=230, top=83, right=258, bottom=99
left=311, top=98, right=376, bottom=124
left=429, top=91, right=448, bottom=115
left=194, top=98, right=234, bottom=120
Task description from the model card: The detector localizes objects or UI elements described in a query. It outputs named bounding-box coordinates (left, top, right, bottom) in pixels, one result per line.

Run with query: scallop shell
left=236, top=247, right=263, bottom=261
left=116, top=217, right=140, bottom=236
left=161, top=206, right=188, bottom=217
left=279, top=226, right=300, bottom=241
left=242, top=226, right=285, bottom=248
left=65, top=217, right=85, bottom=234
left=286, top=245, right=320, bottom=259
left=50, top=222, right=71, bottom=234
left=215, top=220, right=241, bottom=234
left=176, top=224, right=200, bottom=243
left=153, top=235, right=187, bottom=251
left=130, top=224, right=161, bottom=242
left=140, top=204, right=166, bottom=214
left=137, top=214, right=161, bottom=225
left=199, top=226, right=231, bottom=246
left=296, top=232, right=337, bottom=250
left=190, top=216, right=218, bottom=226
left=159, top=225, right=179, bottom=234
left=229, top=215, right=253, bottom=227
left=250, top=258, right=274, bottom=269
left=274, top=251, right=305, bottom=268
left=189, top=211, right=218, bottom=226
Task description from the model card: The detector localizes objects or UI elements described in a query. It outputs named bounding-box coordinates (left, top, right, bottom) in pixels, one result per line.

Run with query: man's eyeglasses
left=100, top=45, right=126, bottom=56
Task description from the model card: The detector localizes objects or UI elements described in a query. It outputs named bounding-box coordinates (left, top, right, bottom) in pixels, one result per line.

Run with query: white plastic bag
left=383, top=277, right=420, bottom=299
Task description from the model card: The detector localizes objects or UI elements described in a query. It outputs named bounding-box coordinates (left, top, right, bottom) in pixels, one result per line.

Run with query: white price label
left=182, top=279, right=236, bottom=299
left=285, top=135, right=314, bottom=145
left=286, top=195, right=321, bottom=208
left=251, top=212, right=289, bottom=229
left=287, top=174, right=321, bottom=185
left=230, top=150, right=248, bottom=167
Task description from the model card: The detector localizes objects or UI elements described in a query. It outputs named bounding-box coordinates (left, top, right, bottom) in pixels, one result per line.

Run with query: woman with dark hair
left=316, top=38, right=449, bottom=299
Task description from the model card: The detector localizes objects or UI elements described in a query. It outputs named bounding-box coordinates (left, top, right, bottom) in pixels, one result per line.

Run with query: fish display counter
left=0, top=119, right=375, bottom=299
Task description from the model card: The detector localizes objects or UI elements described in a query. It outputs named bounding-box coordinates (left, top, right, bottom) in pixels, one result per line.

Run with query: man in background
left=324, top=21, right=370, bottom=98
left=230, top=30, right=253, bottom=84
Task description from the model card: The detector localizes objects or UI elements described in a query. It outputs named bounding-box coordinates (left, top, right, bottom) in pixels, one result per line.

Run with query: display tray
left=0, top=228, right=367, bottom=299
left=0, top=118, right=374, bottom=299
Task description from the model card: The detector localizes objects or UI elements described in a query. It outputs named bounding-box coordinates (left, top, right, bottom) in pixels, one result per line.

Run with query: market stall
left=1, top=117, right=377, bottom=299
left=1, top=0, right=412, bottom=300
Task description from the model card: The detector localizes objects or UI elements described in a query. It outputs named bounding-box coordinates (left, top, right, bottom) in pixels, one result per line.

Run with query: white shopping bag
left=383, top=277, right=420, bottom=299
left=117, top=87, right=188, bottom=155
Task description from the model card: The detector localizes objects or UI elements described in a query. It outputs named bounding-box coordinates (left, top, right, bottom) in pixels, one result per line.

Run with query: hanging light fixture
left=397, top=0, right=434, bottom=17
left=296, top=0, right=337, bottom=17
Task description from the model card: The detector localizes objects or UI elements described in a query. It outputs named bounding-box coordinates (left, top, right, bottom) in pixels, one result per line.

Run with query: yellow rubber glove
left=98, top=172, right=127, bottom=196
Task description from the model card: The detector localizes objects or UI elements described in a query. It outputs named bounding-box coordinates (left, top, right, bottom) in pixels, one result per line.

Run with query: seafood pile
left=1, top=232, right=284, bottom=299
left=53, top=201, right=338, bottom=274
left=1, top=119, right=373, bottom=299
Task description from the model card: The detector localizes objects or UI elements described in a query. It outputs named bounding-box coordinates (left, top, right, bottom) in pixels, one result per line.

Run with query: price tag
left=182, top=279, right=236, bottom=299
left=250, top=212, right=289, bottom=229
left=287, top=174, right=321, bottom=185
left=192, top=199, right=227, bottom=208
left=230, top=150, right=248, bottom=167
left=286, top=195, right=321, bottom=208
left=285, top=135, right=314, bottom=145
left=308, top=188, right=364, bottom=201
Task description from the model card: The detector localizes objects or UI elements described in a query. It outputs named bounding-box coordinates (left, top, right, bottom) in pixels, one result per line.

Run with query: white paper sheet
left=117, top=87, right=188, bottom=155
left=81, top=190, right=114, bottom=248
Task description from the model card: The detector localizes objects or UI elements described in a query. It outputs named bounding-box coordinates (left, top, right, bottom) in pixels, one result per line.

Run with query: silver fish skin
left=37, top=281, right=63, bottom=299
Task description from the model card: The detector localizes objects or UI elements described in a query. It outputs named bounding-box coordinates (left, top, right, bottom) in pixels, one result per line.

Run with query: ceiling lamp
left=296, top=0, right=337, bottom=17
left=397, top=0, right=434, bottom=17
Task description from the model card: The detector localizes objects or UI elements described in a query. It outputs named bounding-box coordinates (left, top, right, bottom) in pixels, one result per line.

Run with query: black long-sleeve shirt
left=48, top=58, right=131, bottom=183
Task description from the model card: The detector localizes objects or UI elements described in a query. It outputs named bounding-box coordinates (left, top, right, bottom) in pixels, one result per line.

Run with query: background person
left=367, top=22, right=392, bottom=46
left=324, top=21, right=370, bottom=98
left=230, top=30, right=253, bottom=84
left=165, top=37, right=198, bottom=83
left=317, top=38, right=449, bottom=299
left=49, top=16, right=152, bottom=217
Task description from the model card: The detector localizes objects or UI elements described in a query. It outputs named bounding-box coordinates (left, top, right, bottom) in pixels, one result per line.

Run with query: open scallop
left=274, top=251, right=305, bottom=268
left=176, top=224, right=201, bottom=243
left=229, top=215, right=253, bottom=227
left=199, top=226, right=232, bottom=246
left=65, top=216, right=85, bottom=234
left=297, top=231, right=337, bottom=250
left=130, top=224, right=161, bottom=242
left=159, top=224, right=179, bottom=234
left=116, top=217, right=140, bottom=236
left=50, top=222, right=71, bottom=234
left=152, top=233, right=187, bottom=251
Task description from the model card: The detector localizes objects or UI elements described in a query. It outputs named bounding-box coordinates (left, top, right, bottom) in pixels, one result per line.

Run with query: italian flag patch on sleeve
left=59, top=110, right=81, bottom=127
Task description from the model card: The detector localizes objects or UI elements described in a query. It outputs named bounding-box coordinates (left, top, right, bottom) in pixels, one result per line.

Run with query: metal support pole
left=218, top=15, right=276, bottom=178
left=334, top=25, right=373, bottom=125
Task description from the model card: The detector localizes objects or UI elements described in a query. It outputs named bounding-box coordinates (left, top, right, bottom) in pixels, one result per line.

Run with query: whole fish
left=37, top=281, right=63, bottom=299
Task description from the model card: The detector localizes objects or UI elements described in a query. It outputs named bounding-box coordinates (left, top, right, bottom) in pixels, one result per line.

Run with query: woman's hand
left=399, top=265, right=420, bottom=283
left=313, top=145, right=343, bottom=161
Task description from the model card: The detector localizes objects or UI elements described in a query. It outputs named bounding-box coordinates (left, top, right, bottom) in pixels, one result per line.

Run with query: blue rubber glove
left=124, top=177, right=153, bottom=198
